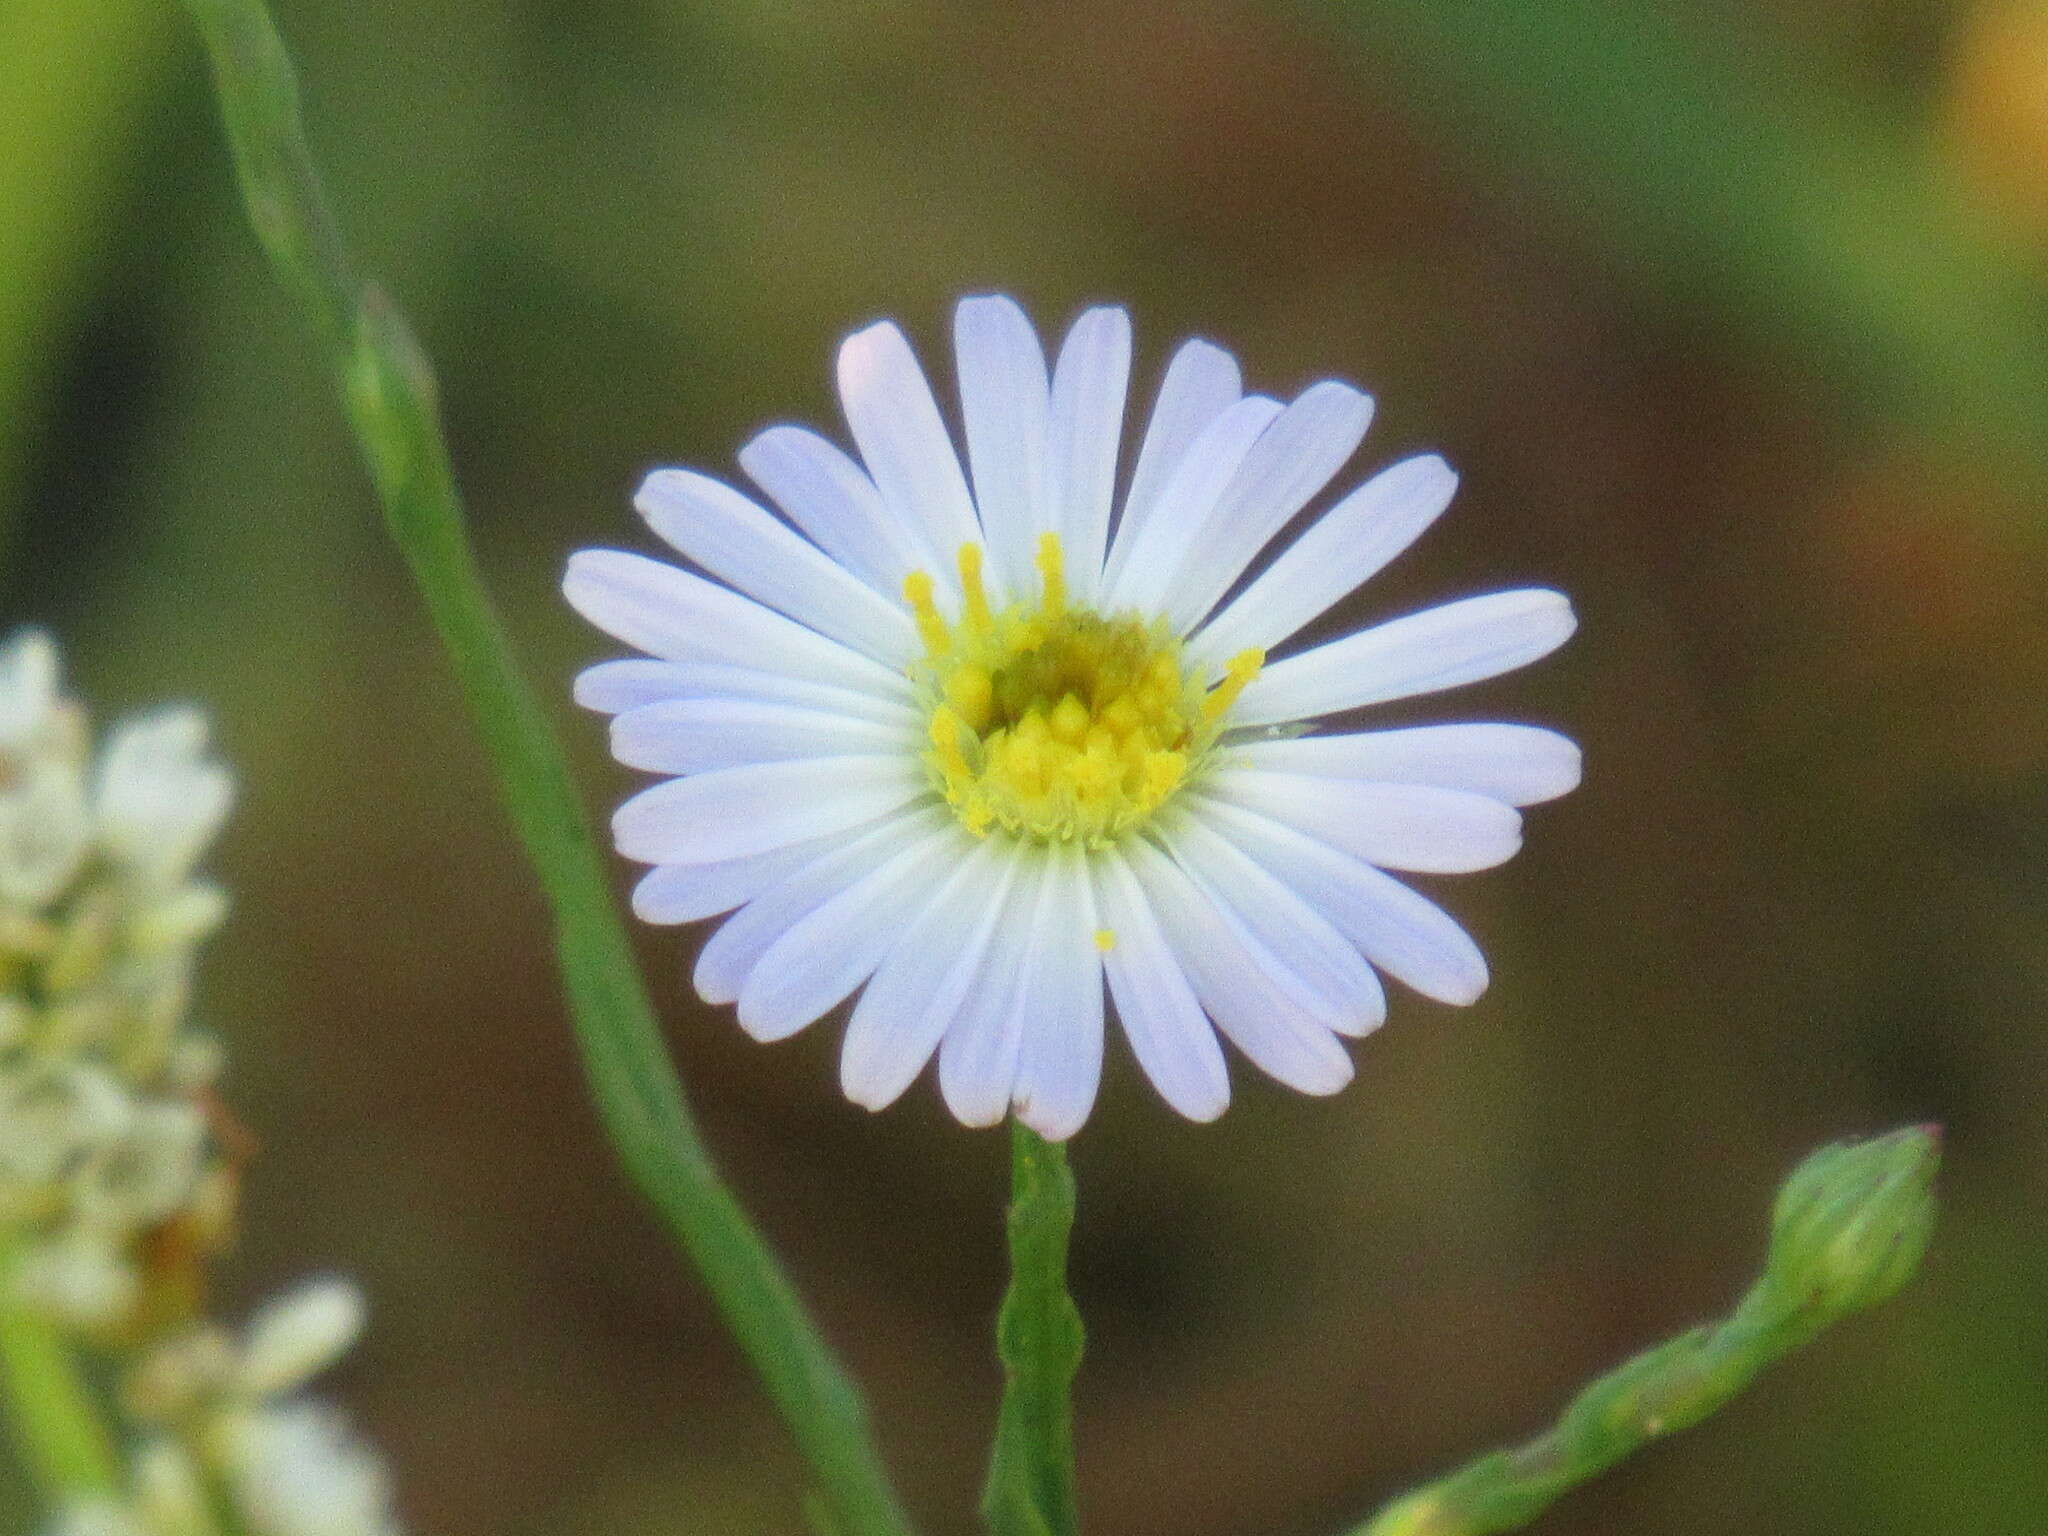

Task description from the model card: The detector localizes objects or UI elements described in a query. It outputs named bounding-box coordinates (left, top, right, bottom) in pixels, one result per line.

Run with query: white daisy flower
left=564, top=295, right=1578, bottom=1139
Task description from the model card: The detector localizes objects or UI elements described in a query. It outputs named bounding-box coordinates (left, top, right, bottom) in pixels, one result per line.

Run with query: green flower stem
left=0, top=1233, right=121, bottom=1507
left=1308, top=0, right=2048, bottom=487
left=982, top=1123, right=1084, bottom=1536
left=1352, top=1126, right=1941, bottom=1536
left=174, top=7, right=914, bottom=1535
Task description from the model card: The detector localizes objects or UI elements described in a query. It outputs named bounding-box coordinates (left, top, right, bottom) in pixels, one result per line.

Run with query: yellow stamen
left=1093, top=929, right=1117, bottom=953
left=1202, top=648, right=1265, bottom=725
left=957, top=544, right=993, bottom=635
left=1048, top=693, right=1090, bottom=747
left=902, top=540, right=1239, bottom=846
left=904, top=570, right=950, bottom=657
left=1142, top=750, right=1186, bottom=803
left=1034, top=532, right=1066, bottom=617
left=943, top=663, right=994, bottom=734
left=929, top=706, right=972, bottom=782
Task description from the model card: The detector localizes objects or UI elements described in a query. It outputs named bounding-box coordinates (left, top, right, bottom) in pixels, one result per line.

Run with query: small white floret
left=237, top=1278, right=369, bottom=1400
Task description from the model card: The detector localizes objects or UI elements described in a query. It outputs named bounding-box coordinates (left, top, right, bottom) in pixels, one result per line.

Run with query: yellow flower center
left=903, top=533, right=1262, bottom=846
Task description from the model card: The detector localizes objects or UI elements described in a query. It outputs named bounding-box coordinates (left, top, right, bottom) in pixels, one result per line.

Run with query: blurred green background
left=6, top=0, right=2048, bottom=1530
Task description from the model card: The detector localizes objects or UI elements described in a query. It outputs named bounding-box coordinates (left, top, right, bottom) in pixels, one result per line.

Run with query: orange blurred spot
left=1939, top=1, right=2048, bottom=244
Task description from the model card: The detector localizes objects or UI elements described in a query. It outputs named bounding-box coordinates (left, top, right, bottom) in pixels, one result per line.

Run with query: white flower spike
left=565, top=296, right=1578, bottom=1138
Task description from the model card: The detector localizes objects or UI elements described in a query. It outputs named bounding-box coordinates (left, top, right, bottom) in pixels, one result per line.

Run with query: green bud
left=1755, top=1125, right=1941, bottom=1330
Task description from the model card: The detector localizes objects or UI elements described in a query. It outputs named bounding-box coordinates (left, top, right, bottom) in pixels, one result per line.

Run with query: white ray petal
left=613, top=756, right=926, bottom=865
left=1164, top=380, right=1374, bottom=634
left=1107, top=337, right=1242, bottom=588
left=574, top=659, right=914, bottom=723
left=837, top=320, right=982, bottom=568
left=1158, top=809, right=1386, bottom=1037
left=838, top=838, right=1012, bottom=1112
left=1231, top=589, right=1577, bottom=728
left=954, top=294, right=1051, bottom=600
left=1229, top=724, right=1581, bottom=806
left=1193, top=795, right=1489, bottom=1004
left=1008, top=844, right=1106, bottom=1141
left=1190, top=453, right=1457, bottom=665
left=1205, top=768, right=1522, bottom=874
left=694, top=810, right=951, bottom=1006
left=936, top=856, right=1039, bottom=1127
left=1095, top=849, right=1230, bottom=1122
left=574, top=659, right=695, bottom=715
left=1044, top=306, right=1131, bottom=600
left=563, top=550, right=902, bottom=696
left=737, top=827, right=966, bottom=1042
left=610, top=699, right=913, bottom=774
left=630, top=832, right=854, bottom=925
left=1106, top=395, right=1282, bottom=614
left=739, top=424, right=931, bottom=594
left=1125, top=838, right=1354, bottom=1093
left=634, top=469, right=917, bottom=665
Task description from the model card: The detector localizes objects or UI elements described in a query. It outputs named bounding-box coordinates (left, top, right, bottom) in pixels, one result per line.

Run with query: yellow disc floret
left=903, top=533, right=1263, bottom=846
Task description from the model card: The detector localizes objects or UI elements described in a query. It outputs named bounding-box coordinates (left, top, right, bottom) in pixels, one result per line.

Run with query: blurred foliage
left=1314, top=0, right=2048, bottom=486
left=0, top=0, right=178, bottom=547
left=3, top=0, right=2047, bottom=1534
